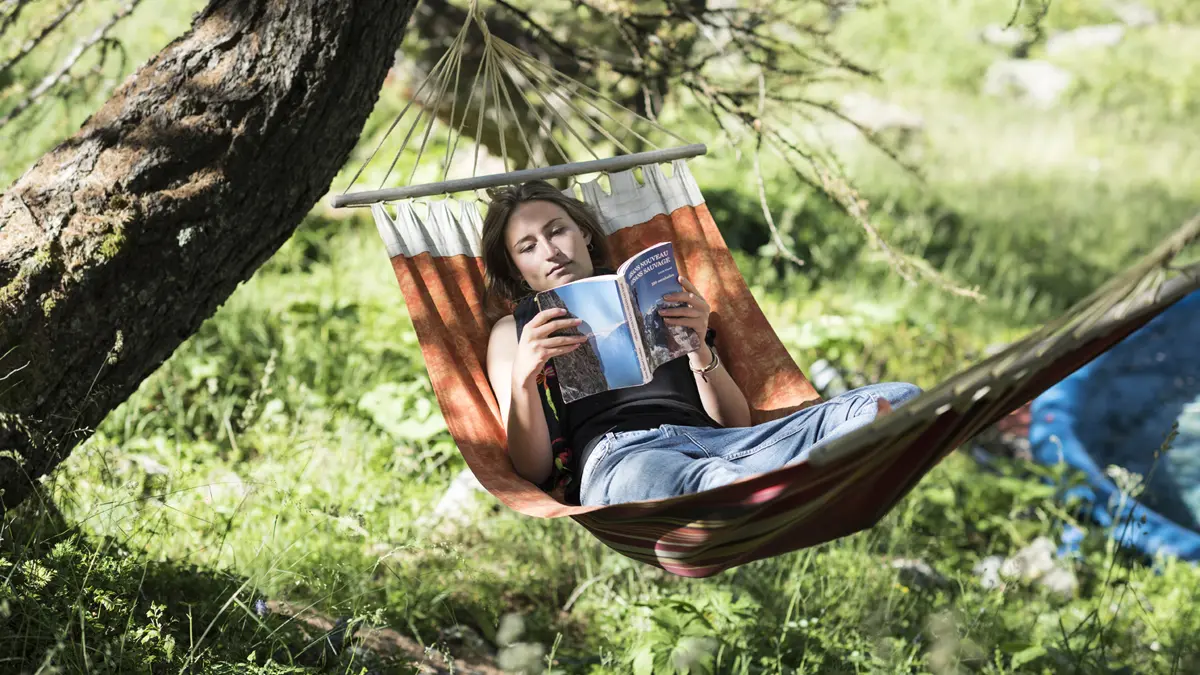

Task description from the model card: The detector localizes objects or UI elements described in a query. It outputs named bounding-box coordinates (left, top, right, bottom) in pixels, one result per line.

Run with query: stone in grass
left=1001, top=536, right=1058, bottom=581
left=827, top=0, right=860, bottom=26
left=438, top=624, right=496, bottom=659
left=837, top=92, right=925, bottom=136
left=1038, top=567, right=1079, bottom=599
left=494, top=612, right=549, bottom=674
left=983, top=60, right=1073, bottom=109
left=973, top=537, right=1078, bottom=599
left=417, top=468, right=494, bottom=538
left=973, top=555, right=1005, bottom=591
left=980, top=24, right=1032, bottom=49
left=671, top=636, right=719, bottom=673
left=496, top=612, right=525, bottom=648
left=497, top=642, right=547, bottom=675
left=127, top=453, right=169, bottom=476
left=1045, top=25, right=1126, bottom=57
left=891, top=558, right=950, bottom=591
left=1108, top=1, right=1159, bottom=28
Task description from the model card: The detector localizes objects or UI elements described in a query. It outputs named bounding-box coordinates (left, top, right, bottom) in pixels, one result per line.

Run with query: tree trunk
left=0, top=0, right=418, bottom=510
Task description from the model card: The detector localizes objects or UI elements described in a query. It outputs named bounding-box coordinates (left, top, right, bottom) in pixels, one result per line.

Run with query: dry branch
left=0, top=0, right=87, bottom=79
left=0, top=0, right=142, bottom=130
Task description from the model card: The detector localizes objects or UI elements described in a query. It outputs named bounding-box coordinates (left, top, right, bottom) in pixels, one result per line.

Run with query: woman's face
left=505, top=200, right=595, bottom=292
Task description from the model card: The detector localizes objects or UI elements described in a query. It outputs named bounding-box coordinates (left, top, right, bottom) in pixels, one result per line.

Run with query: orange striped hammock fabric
left=370, top=160, right=1199, bottom=578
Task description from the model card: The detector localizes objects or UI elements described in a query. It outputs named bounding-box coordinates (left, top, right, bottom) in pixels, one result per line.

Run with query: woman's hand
left=660, top=276, right=748, bottom=425
left=511, top=308, right=589, bottom=389
left=659, top=276, right=712, bottom=348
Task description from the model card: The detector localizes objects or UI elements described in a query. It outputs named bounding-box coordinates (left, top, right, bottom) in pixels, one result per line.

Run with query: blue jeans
left=578, top=382, right=923, bottom=507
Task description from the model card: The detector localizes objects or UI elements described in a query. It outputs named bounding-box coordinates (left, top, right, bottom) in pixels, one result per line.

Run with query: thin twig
left=0, top=0, right=87, bottom=79
left=817, top=165, right=985, bottom=300
left=0, top=0, right=143, bottom=130
left=487, top=0, right=588, bottom=65
left=0, top=0, right=34, bottom=42
left=753, top=71, right=805, bottom=267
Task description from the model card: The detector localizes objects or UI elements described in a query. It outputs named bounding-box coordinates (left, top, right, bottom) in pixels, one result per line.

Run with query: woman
left=484, top=180, right=921, bottom=507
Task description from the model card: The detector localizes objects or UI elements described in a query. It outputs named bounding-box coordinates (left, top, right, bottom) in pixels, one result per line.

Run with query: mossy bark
left=0, top=0, right=418, bottom=509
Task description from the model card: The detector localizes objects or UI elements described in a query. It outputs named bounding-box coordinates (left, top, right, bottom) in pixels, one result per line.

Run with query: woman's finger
left=666, top=284, right=709, bottom=309
left=678, top=276, right=706, bottom=298
left=659, top=296, right=708, bottom=313
left=545, top=343, right=584, bottom=358
left=529, top=307, right=569, bottom=327
left=658, top=307, right=703, bottom=318
left=541, top=335, right=590, bottom=349
left=530, top=317, right=583, bottom=338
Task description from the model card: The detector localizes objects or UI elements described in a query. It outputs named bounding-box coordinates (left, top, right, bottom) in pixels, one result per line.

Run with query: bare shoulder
left=490, top=314, right=515, bottom=338
left=488, top=314, right=517, bottom=353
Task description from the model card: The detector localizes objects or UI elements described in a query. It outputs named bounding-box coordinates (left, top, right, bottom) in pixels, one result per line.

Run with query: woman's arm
left=486, top=311, right=587, bottom=485
left=661, top=277, right=752, bottom=428
left=688, top=342, right=751, bottom=427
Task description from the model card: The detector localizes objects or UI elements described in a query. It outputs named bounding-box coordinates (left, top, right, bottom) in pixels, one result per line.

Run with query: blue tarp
left=1029, top=290, right=1200, bottom=560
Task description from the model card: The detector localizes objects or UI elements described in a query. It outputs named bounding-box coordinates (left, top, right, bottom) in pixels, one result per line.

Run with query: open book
left=535, top=241, right=703, bottom=403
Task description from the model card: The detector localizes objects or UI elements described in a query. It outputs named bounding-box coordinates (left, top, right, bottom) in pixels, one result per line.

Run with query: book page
left=620, top=242, right=702, bottom=373
left=535, top=278, right=646, bottom=404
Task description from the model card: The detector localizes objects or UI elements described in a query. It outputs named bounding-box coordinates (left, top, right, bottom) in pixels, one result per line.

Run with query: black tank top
left=512, top=294, right=720, bottom=485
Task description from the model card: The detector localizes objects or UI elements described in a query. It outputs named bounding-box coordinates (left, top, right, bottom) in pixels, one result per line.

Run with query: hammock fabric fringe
left=371, top=161, right=1200, bottom=578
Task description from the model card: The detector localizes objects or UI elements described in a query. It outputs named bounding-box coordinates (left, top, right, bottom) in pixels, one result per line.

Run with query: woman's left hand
left=659, top=276, right=711, bottom=340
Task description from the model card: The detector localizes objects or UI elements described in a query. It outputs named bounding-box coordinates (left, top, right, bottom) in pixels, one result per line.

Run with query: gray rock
left=671, top=636, right=718, bottom=673
left=496, top=642, right=546, bottom=674
left=438, top=624, right=495, bottom=658
left=1046, top=24, right=1126, bottom=56
left=980, top=24, right=1031, bottom=48
left=975, top=537, right=1077, bottom=598
left=128, top=453, right=169, bottom=476
left=1038, top=567, right=1079, bottom=599
left=973, top=555, right=1005, bottom=590
left=419, top=468, right=492, bottom=535
left=983, top=60, right=1073, bottom=108
left=891, top=558, right=949, bottom=590
left=827, top=0, right=860, bottom=25
left=1108, top=1, right=1159, bottom=27
left=1002, top=536, right=1058, bottom=581
left=495, top=613, right=525, bottom=648
left=838, top=92, right=925, bottom=135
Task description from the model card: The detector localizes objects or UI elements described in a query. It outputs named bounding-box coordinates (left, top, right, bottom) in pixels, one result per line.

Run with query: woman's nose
left=539, top=238, right=561, bottom=258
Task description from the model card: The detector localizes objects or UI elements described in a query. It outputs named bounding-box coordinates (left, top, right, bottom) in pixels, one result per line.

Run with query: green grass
left=5, top=0, right=1200, bottom=672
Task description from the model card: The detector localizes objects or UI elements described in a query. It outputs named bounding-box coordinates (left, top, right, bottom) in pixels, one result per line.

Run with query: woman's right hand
left=511, top=308, right=588, bottom=389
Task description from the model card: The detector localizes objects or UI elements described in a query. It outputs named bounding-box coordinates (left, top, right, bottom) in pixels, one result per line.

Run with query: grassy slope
left=5, top=0, right=1200, bottom=672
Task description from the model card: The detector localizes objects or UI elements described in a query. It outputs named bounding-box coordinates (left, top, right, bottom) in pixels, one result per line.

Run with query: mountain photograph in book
left=535, top=242, right=702, bottom=403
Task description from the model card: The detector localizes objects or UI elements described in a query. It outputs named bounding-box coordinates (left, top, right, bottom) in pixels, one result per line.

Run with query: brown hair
left=481, top=180, right=612, bottom=320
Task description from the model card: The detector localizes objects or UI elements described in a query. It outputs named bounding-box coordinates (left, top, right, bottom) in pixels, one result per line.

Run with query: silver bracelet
left=690, top=346, right=720, bottom=381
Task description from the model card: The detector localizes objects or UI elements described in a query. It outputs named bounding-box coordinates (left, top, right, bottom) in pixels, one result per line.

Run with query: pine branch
left=0, top=0, right=34, bottom=42
left=0, top=0, right=87, bottom=80
left=0, top=0, right=142, bottom=130
left=486, top=0, right=587, bottom=66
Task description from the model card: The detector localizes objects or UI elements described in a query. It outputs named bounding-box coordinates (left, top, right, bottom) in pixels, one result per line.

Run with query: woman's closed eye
left=517, top=227, right=567, bottom=254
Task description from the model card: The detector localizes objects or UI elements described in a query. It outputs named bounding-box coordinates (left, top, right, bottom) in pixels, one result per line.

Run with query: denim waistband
left=579, top=427, right=671, bottom=495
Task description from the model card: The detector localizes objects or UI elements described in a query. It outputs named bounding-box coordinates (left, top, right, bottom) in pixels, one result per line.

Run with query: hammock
left=332, top=7, right=1200, bottom=577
